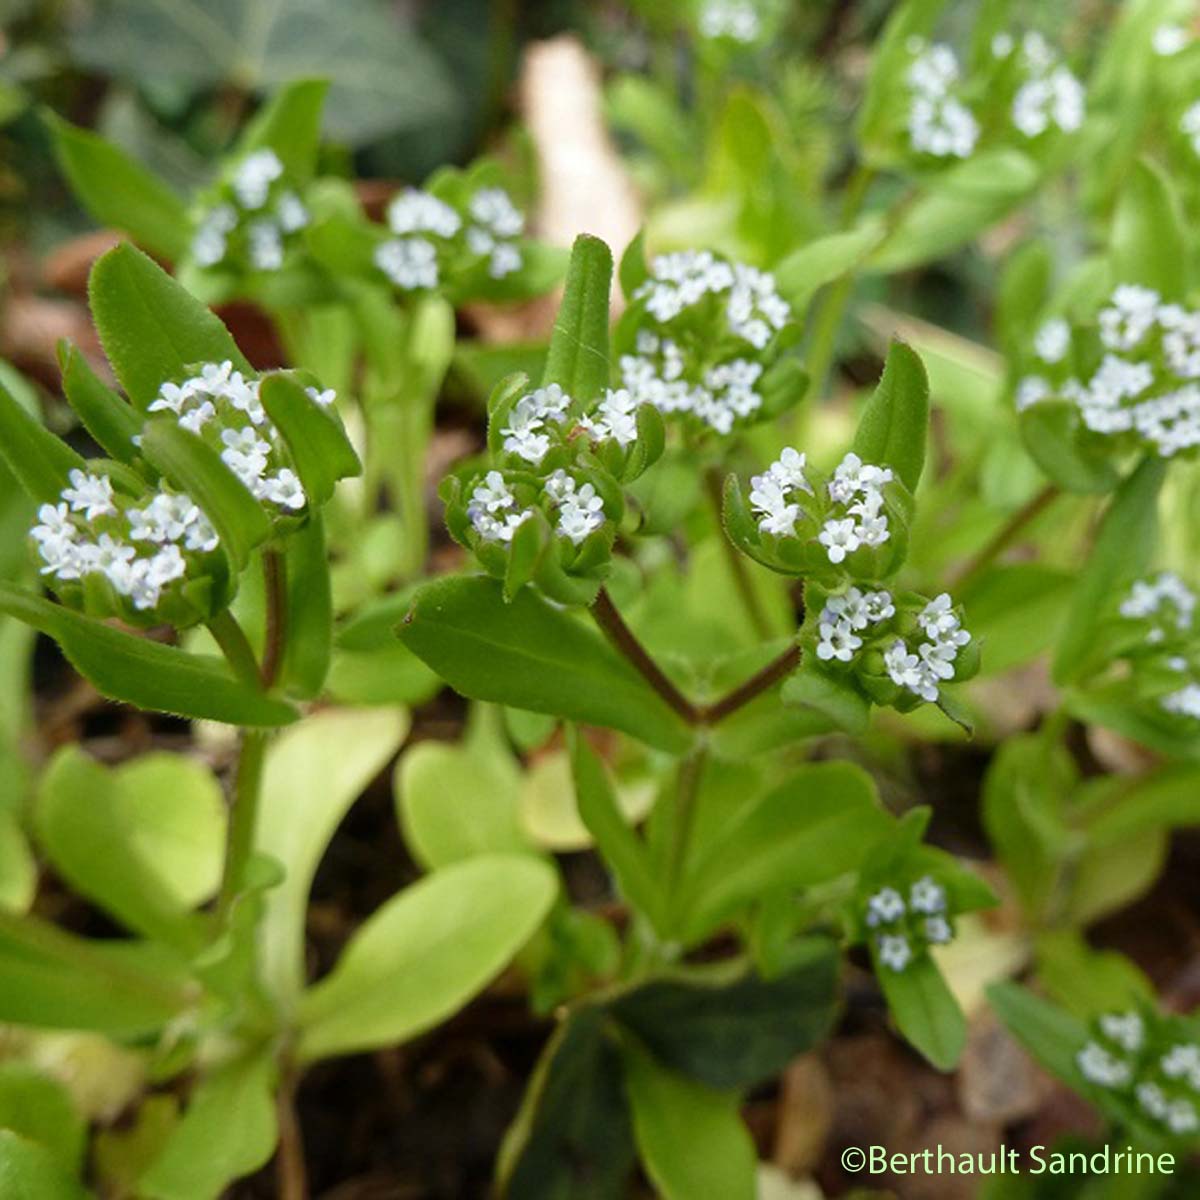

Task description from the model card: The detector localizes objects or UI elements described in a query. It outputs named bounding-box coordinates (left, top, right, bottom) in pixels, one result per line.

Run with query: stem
left=592, top=589, right=699, bottom=725
left=704, top=467, right=772, bottom=640
left=699, top=644, right=802, bottom=725
left=275, top=1063, right=308, bottom=1200
left=946, top=484, right=1061, bottom=592
left=260, top=548, right=288, bottom=689
left=667, top=746, right=708, bottom=893
left=217, top=731, right=268, bottom=920
left=207, top=609, right=262, bottom=690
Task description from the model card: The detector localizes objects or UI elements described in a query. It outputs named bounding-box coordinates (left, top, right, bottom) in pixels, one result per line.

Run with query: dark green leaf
left=88, top=244, right=250, bottom=410
left=58, top=343, right=143, bottom=467
left=258, top=373, right=361, bottom=508
left=280, top=518, right=332, bottom=699
left=44, top=111, right=189, bottom=261
left=852, top=340, right=929, bottom=493
left=542, top=235, right=612, bottom=404
left=1053, top=457, right=1165, bottom=684
left=609, top=942, right=839, bottom=1089
left=568, top=728, right=664, bottom=931
left=0, top=583, right=297, bottom=727
left=398, top=576, right=692, bottom=754
left=0, top=382, right=86, bottom=506
left=140, top=419, right=271, bottom=571
left=496, top=1008, right=634, bottom=1200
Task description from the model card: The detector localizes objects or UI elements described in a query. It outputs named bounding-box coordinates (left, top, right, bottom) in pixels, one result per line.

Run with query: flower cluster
left=1016, top=286, right=1200, bottom=459
left=733, top=447, right=910, bottom=583
left=374, top=185, right=524, bottom=292
left=465, top=468, right=606, bottom=548
left=1154, top=24, right=1193, bottom=56
left=905, top=41, right=979, bottom=159
left=864, top=875, right=956, bottom=973
left=1077, top=1010, right=1200, bottom=1139
left=1181, top=103, right=1200, bottom=159
left=883, top=594, right=974, bottom=705
left=30, top=470, right=219, bottom=619
left=995, top=31, right=1085, bottom=139
left=619, top=250, right=792, bottom=435
left=698, top=0, right=761, bottom=43
left=1114, top=573, right=1200, bottom=723
left=191, top=149, right=310, bottom=273
left=147, top=360, right=331, bottom=512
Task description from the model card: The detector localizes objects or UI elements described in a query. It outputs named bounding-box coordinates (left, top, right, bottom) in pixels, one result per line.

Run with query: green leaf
left=68, top=0, right=458, bottom=147
left=1018, top=402, right=1120, bottom=494
left=569, top=728, right=664, bottom=932
left=1083, top=764, right=1200, bottom=845
left=852, top=340, right=929, bottom=493
left=236, top=79, right=328, bottom=182
left=44, top=111, right=189, bottom=261
left=0, top=910, right=187, bottom=1035
left=496, top=1008, right=634, bottom=1200
left=0, top=1063, right=86, bottom=1173
left=1053, top=457, right=1165, bottom=684
left=279, top=515, right=332, bottom=699
left=987, top=981, right=1089, bottom=1092
left=395, top=710, right=530, bottom=871
left=617, top=229, right=648, bottom=300
left=398, top=576, right=693, bottom=754
left=773, top=222, right=885, bottom=318
left=58, top=343, right=142, bottom=467
left=878, top=954, right=966, bottom=1070
left=0, top=1130, right=89, bottom=1200
left=0, top=382, right=86, bottom=506
left=297, top=854, right=556, bottom=1061
left=961, top=565, right=1074, bottom=675
left=258, top=373, right=361, bottom=508
left=0, top=583, right=298, bottom=727
left=1110, top=158, right=1190, bottom=301
left=33, top=747, right=224, bottom=951
left=679, top=763, right=891, bottom=943
left=1034, top=931, right=1154, bottom=1020
left=780, top=667, right=871, bottom=734
left=88, top=244, right=250, bottom=410
left=542, top=235, right=612, bottom=404
left=608, top=942, right=839, bottom=1089
left=139, top=419, right=272, bottom=571
left=620, top=1038, right=756, bottom=1200
left=254, top=707, right=409, bottom=1006
left=139, top=1050, right=277, bottom=1200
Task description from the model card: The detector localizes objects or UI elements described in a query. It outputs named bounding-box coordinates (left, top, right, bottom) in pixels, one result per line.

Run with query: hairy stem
left=946, top=484, right=1061, bottom=592
left=705, top=467, right=772, bottom=640
left=260, top=548, right=288, bottom=690
left=699, top=643, right=802, bottom=725
left=592, top=588, right=698, bottom=724
left=217, top=730, right=268, bottom=920
left=207, top=609, right=261, bottom=691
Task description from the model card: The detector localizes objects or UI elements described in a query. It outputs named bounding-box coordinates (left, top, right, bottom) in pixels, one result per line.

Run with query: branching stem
left=947, top=484, right=1061, bottom=591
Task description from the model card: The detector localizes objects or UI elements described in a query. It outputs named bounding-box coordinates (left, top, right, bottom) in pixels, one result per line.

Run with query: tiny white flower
left=866, top=887, right=906, bottom=927
left=877, top=934, right=913, bottom=972
left=62, top=470, right=116, bottom=521
left=818, top=518, right=860, bottom=564
left=816, top=619, right=862, bottom=663
left=909, top=876, right=946, bottom=914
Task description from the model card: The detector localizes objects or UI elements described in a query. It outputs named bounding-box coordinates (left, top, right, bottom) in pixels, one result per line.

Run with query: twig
left=216, top=730, right=268, bottom=920
left=699, top=644, right=802, bottom=725
left=947, top=484, right=1061, bottom=592
left=260, top=547, right=288, bottom=689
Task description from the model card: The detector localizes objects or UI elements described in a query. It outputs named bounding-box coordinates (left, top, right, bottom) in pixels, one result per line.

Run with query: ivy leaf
left=0, top=381, right=86, bottom=506
left=620, top=1038, right=756, bottom=1200
left=542, top=234, right=612, bottom=404
left=1053, top=457, right=1165, bottom=685
left=139, top=419, right=272, bottom=571
left=0, top=584, right=297, bottom=727
left=88, top=244, right=250, bottom=410
left=297, top=854, right=556, bottom=1061
left=851, top=340, right=930, bottom=494
left=43, top=110, right=190, bottom=261
left=608, top=942, right=839, bottom=1089
left=398, top=575, right=693, bottom=754
left=878, top=954, right=966, bottom=1070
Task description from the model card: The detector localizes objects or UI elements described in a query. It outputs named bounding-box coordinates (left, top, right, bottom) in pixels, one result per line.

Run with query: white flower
left=818, top=518, right=860, bottom=564
left=1099, top=1011, right=1144, bottom=1053
left=1034, top=318, right=1071, bottom=363
left=375, top=237, right=439, bottom=290
left=471, top=470, right=516, bottom=515
left=231, top=149, right=283, bottom=210
left=1153, top=24, right=1189, bottom=55
left=30, top=502, right=74, bottom=543
left=305, top=386, right=336, bottom=407
left=489, top=242, right=523, bottom=279
left=909, top=876, right=946, bottom=914
left=1077, top=1041, right=1132, bottom=1088
left=816, top=619, right=862, bottom=662
left=866, top=887, right=906, bottom=927
left=557, top=483, right=605, bottom=544
left=276, top=191, right=309, bottom=233
left=924, top=915, right=954, bottom=945
left=877, top=934, right=913, bottom=972
left=1016, top=375, right=1051, bottom=412
left=1183, top=102, right=1200, bottom=156
left=387, top=189, right=461, bottom=239
left=178, top=401, right=216, bottom=434
left=468, top=188, right=524, bottom=238
left=259, top=468, right=306, bottom=510
left=62, top=470, right=116, bottom=521
left=581, top=388, right=641, bottom=448
left=1166, top=1100, right=1199, bottom=1135
left=824, top=587, right=871, bottom=630
left=247, top=219, right=284, bottom=271
left=1161, top=1044, right=1200, bottom=1085
left=699, top=0, right=761, bottom=42
left=863, top=590, right=895, bottom=623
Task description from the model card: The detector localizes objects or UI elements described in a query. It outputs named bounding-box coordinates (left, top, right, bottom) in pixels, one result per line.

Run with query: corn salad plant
left=2, top=0, right=1200, bottom=1196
